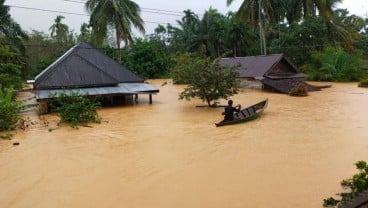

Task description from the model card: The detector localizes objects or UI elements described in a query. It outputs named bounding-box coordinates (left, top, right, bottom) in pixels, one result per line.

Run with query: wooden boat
left=215, top=98, right=268, bottom=127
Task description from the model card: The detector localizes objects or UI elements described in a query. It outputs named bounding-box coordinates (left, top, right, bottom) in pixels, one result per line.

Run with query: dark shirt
left=224, top=104, right=240, bottom=121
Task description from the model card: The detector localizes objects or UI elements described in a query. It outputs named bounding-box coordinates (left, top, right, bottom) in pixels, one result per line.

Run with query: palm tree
left=85, top=0, right=145, bottom=63
left=77, top=23, right=92, bottom=43
left=174, top=9, right=201, bottom=53
left=201, top=8, right=227, bottom=57
left=226, top=0, right=275, bottom=55
left=225, top=12, right=257, bottom=57
left=49, top=15, right=69, bottom=44
left=287, top=0, right=342, bottom=23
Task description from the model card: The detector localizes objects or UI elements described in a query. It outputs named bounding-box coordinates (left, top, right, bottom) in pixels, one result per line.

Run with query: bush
left=358, top=79, right=368, bottom=87
left=0, top=87, right=20, bottom=132
left=323, top=161, right=368, bottom=207
left=50, top=91, right=101, bottom=128
left=289, top=83, right=308, bottom=96
left=303, top=47, right=366, bottom=82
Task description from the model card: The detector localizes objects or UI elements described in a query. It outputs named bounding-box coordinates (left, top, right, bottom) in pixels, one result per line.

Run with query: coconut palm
left=226, top=0, right=275, bottom=55
left=173, top=9, right=201, bottom=53
left=225, top=12, right=257, bottom=57
left=85, top=0, right=145, bottom=63
left=49, top=16, right=69, bottom=44
left=287, top=0, right=342, bottom=23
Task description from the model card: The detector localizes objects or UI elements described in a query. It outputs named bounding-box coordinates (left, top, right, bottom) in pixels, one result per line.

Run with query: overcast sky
left=5, top=0, right=368, bottom=36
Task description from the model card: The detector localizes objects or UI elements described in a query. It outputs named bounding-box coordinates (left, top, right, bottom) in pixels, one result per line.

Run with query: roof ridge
left=221, top=53, right=284, bottom=59
left=34, top=44, right=79, bottom=84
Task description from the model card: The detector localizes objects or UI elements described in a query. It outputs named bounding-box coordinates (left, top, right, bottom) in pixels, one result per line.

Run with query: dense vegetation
left=0, top=87, right=19, bottom=132
left=303, top=46, right=366, bottom=82
left=2, top=1, right=365, bottom=84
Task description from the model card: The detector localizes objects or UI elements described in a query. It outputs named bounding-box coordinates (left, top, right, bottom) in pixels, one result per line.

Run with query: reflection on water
left=0, top=80, right=368, bottom=208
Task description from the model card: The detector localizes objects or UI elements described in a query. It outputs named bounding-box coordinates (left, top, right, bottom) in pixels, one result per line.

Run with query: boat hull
left=215, top=99, right=268, bottom=127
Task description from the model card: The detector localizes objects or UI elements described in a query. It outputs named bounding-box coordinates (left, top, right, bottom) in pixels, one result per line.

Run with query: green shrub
left=303, top=47, right=366, bottom=82
left=0, top=87, right=20, bottom=132
left=358, top=79, right=368, bottom=87
left=323, top=161, right=368, bottom=207
left=289, top=83, right=308, bottom=97
left=50, top=91, right=101, bottom=128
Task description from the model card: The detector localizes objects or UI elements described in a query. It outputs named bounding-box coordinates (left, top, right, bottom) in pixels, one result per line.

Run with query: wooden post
left=38, top=101, right=49, bottom=114
left=149, top=94, right=152, bottom=104
left=134, top=94, right=138, bottom=104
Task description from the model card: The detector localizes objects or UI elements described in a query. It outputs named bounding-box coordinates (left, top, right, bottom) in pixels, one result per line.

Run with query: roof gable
left=34, top=42, right=144, bottom=90
left=220, top=54, right=301, bottom=78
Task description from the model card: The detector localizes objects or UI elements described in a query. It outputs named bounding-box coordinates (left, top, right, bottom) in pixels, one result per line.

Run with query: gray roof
left=220, top=54, right=302, bottom=78
left=35, top=83, right=159, bottom=100
left=34, top=42, right=144, bottom=90
left=261, top=78, right=319, bottom=94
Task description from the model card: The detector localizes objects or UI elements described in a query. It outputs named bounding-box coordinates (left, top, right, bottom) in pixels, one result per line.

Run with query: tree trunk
left=206, top=99, right=211, bottom=107
left=116, top=29, right=122, bottom=64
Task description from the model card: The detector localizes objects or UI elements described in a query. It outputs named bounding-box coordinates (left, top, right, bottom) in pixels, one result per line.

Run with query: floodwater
left=0, top=79, right=368, bottom=208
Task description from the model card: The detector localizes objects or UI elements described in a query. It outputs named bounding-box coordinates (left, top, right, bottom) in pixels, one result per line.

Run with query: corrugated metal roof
left=35, top=83, right=159, bottom=100
left=220, top=54, right=301, bottom=78
left=34, top=42, right=144, bottom=90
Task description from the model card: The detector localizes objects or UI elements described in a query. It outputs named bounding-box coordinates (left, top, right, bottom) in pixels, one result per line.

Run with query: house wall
left=37, top=94, right=136, bottom=115
left=237, top=78, right=263, bottom=89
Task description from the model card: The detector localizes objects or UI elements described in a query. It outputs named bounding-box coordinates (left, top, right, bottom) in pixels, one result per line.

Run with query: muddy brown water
left=0, top=79, right=368, bottom=208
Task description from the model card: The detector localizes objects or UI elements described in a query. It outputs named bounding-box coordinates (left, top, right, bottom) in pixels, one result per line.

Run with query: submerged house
left=33, top=42, right=159, bottom=113
left=220, top=54, right=318, bottom=93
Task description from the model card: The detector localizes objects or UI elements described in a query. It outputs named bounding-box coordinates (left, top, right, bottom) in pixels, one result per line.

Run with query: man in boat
left=223, top=100, right=241, bottom=121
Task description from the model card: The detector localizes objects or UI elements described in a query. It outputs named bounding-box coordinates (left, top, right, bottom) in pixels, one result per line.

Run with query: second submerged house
left=33, top=42, right=159, bottom=113
left=220, top=54, right=319, bottom=93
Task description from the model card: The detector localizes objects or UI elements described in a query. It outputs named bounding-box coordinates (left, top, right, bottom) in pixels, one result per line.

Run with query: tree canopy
left=85, top=0, right=145, bottom=63
left=176, top=52, right=239, bottom=107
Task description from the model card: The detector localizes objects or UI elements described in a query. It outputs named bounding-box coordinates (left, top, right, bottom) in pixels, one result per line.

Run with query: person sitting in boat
left=223, top=100, right=241, bottom=121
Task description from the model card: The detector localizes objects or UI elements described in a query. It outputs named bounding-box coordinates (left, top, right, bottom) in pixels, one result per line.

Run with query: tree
left=172, top=9, right=201, bottom=53
left=0, top=38, right=24, bottom=90
left=0, top=0, right=28, bottom=55
left=226, top=0, right=275, bottom=55
left=77, top=23, right=92, bottom=43
left=178, top=54, right=239, bottom=107
left=24, top=30, right=67, bottom=79
left=201, top=8, right=228, bottom=57
left=49, top=15, right=69, bottom=44
left=268, top=16, right=329, bottom=66
left=225, top=12, right=257, bottom=57
left=226, top=0, right=275, bottom=28
left=302, top=46, right=366, bottom=82
left=122, top=37, right=172, bottom=78
left=85, top=0, right=145, bottom=63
